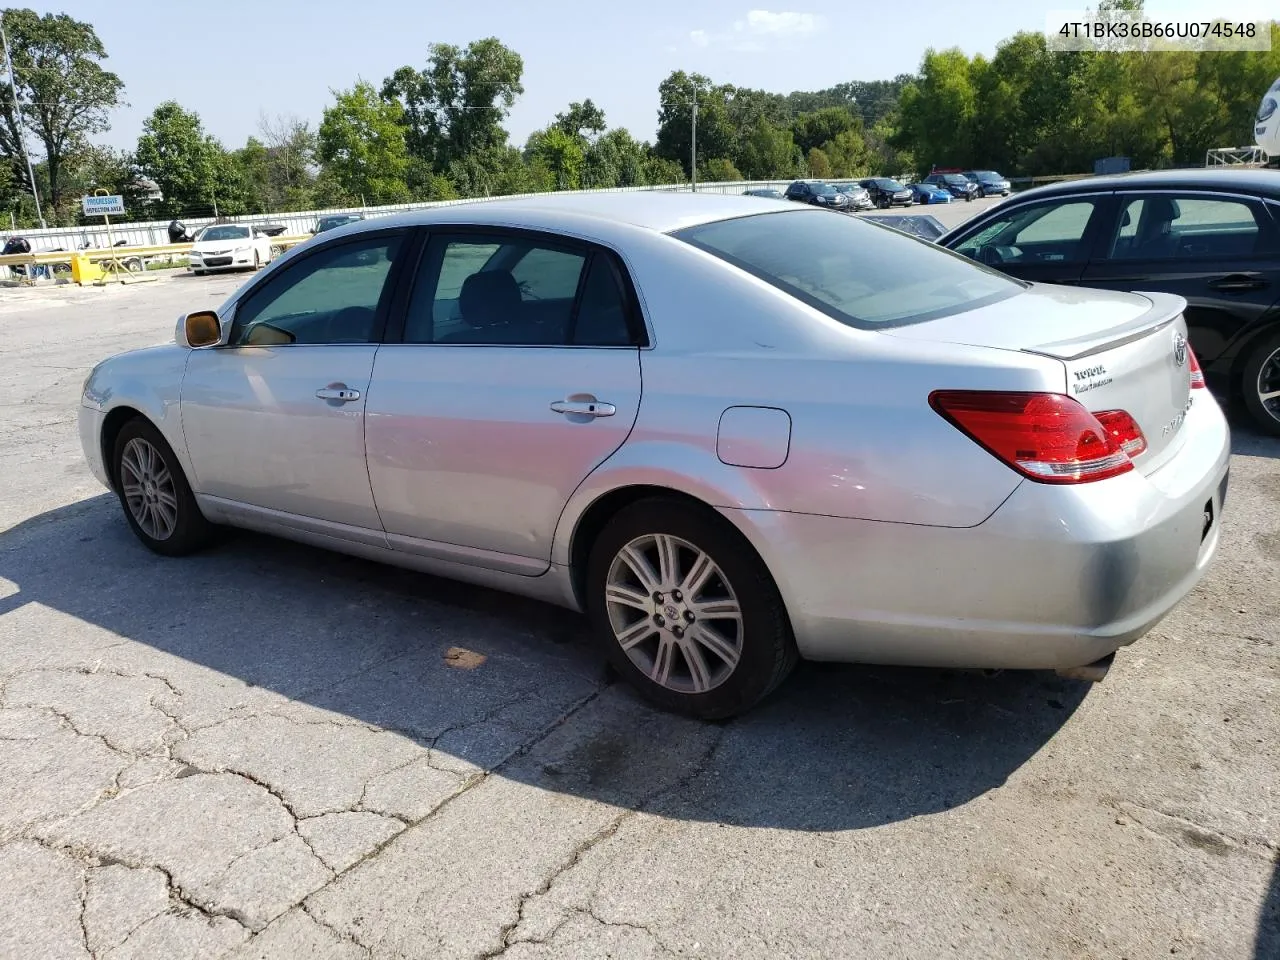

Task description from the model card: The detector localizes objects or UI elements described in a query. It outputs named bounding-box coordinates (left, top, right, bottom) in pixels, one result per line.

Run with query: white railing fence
left=6, top=179, right=870, bottom=252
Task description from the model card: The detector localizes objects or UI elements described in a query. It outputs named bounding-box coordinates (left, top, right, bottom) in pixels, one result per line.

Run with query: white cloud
left=734, top=10, right=821, bottom=36
left=686, top=9, right=821, bottom=52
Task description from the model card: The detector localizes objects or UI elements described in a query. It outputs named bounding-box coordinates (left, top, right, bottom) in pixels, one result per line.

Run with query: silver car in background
left=78, top=193, right=1230, bottom=719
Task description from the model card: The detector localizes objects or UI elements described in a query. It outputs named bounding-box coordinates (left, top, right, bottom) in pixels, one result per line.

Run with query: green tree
left=791, top=106, right=857, bottom=155
left=699, top=157, right=742, bottom=181
left=248, top=113, right=319, bottom=211
left=526, top=127, right=583, bottom=190
left=737, top=116, right=799, bottom=179
left=0, top=7, right=124, bottom=220
left=447, top=144, right=535, bottom=197
left=824, top=128, right=871, bottom=177
left=806, top=147, right=832, bottom=179
left=642, top=153, right=686, bottom=185
left=381, top=38, right=524, bottom=172
left=895, top=48, right=980, bottom=174
left=553, top=99, right=606, bottom=141
left=655, top=71, right=735, bottom=176
left=136, top=101, right=241, bottom=216
left=317, top=81, right=411, bottom=204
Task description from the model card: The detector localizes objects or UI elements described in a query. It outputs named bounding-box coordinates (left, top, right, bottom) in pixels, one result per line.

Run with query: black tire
left=1242, top=331, right=1280, bottom=436
left=252, top=250, right=261, bottom=271
left=585, top=498, right=798, bottom=720
left=193, top=269, right=205, bottom=277
left=112, top=417, right=214, bottom=556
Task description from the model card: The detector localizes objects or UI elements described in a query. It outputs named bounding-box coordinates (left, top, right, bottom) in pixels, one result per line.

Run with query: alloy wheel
left=604, top=533, right=744, bottom=695
left=119, top=437, right=179, bottom=541
left=1257, top=346, right=1280, bottom=425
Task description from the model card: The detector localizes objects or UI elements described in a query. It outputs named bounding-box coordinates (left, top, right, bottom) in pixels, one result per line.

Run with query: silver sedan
left=78, top=193, right=1231, bottom=719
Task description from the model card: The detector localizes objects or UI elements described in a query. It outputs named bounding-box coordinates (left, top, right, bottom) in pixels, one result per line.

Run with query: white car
left=188, top=224, right=274, bottom=275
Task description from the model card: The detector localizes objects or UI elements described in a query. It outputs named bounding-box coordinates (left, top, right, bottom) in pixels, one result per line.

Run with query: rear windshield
left=673, top=210, right=1024, bottom=329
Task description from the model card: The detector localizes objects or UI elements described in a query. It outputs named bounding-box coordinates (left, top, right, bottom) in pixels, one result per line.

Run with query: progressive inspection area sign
left=82, top=194, right=125, bottom=217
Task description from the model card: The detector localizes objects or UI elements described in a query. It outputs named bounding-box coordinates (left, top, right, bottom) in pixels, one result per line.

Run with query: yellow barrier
left=0, top=235, right=312, bottom=285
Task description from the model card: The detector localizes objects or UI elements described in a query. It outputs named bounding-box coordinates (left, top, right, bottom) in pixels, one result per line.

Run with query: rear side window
left=1106, top=194, right=1278, bottom=260
left=674, top=210, right=1023, bottom=329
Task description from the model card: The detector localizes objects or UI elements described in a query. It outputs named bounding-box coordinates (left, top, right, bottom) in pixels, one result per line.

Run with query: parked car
left=859, top=177, right=914, bottom=208
left=937, top=168, right=1280, bottom=434
left=188, top=224, right=275, bottom=275
left=834, top=182, right=874, bottom=210
left=314, top=213, right=365, bottom=235
left=964, top=170, right=1012, bottom=197
left=744, top=188, right=786, bottom=199
left=907, top=182, right=952, bottom=205
left=783, top=180, right=851, bottom=210
left=924, top=172, right=980, bottom=201
left=79, top=193, right=1229, bottom=719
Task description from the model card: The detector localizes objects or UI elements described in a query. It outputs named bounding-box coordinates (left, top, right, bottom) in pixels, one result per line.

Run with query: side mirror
left=184, top=310, right=221, bottom=348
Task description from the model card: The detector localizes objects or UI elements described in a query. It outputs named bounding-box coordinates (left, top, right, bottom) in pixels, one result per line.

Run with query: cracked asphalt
left=1, top=273, right=1277, bottom=960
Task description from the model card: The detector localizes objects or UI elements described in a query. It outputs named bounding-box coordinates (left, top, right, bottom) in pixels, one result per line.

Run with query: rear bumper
left=724, top=394, right=1230, bottom=669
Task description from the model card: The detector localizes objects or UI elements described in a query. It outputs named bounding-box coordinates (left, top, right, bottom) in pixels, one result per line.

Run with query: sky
left=37, top=0, right=1280, bottom=153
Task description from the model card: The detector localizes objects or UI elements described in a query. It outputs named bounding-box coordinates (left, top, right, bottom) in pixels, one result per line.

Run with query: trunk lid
left=887, top=283, right=1194, bottom=472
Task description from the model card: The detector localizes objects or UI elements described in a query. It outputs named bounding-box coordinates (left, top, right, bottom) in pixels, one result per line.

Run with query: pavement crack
left=22, top=833, right=253, bottom=935
left=480, top=719, right=727, bottom=959
left=300, top=900, right=373, bottom=957
left=1114, top=799, right=1277, bottom=860
left=78, top=865, right=93, bottom=960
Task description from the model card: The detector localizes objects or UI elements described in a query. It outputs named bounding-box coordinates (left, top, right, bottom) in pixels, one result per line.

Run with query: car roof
left=347, top=191, right=806, bottom=236
left=1017, top=167, right=1280, bottom=200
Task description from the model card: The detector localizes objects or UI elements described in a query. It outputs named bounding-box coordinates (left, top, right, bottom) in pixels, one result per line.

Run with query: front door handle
left=1208, top=274, right=1267, bottom=292
left=316, top=385, right=361, bottom=402
left=550, top=397, right=616, bottom=418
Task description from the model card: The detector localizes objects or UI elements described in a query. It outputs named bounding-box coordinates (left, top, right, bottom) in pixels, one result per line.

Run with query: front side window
left=403, top=233, right=636, bottom=346
left=953, top=200, right=1101, bottom=265
left=229, top=234, right=402, bottom=346
left=676, top=209, right=1022, bottom=329
left=1106, top=194, right=1276, bottom=261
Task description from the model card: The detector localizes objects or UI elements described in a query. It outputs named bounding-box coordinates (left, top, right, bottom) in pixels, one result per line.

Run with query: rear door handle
left=1208, top=274, right=1268, bottom=292
left=316, top=386, right=361, bottom=402
left=550, top=398, right=615, bottom=418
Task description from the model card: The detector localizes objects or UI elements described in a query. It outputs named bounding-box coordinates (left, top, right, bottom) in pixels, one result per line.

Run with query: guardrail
left=0, top=235, right=312, bottom=285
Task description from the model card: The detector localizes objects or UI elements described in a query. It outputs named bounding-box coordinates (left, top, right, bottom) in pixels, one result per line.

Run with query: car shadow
left=1258, top=852, right=1280, bottom=960
left=0, top=494, right=1089, bottom=833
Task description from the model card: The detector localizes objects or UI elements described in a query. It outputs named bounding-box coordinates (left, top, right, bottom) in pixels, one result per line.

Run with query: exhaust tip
left=1055, top=653, right=1116, bottom=683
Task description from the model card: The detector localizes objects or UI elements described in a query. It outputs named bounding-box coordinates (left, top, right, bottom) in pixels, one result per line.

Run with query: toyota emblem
left=1173, top=332, right=1188, bottom=367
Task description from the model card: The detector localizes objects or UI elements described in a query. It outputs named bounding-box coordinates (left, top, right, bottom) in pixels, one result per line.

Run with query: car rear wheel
left=112, top=418, right=214, bottom=556
left=586, top=498, right=798, bottom=720
left=1243, top=332, right=1280, bottom=436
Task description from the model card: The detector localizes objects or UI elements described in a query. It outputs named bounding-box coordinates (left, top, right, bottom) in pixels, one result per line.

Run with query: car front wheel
left=586, top=498, right=798, bottom=720
left=1243, top=332, right=1280, bottom=436
left=112, top=418, right=214, bottom=556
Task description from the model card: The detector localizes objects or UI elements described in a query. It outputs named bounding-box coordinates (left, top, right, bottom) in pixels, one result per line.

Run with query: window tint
left=511, top=246, right=585, bottom=300
left=404, top=234, right=590, bottom=345
left=1107, top=194, right=1274, bottom=261
left=230, top=235, right=401, bottom=347
left=954, top=200, right=1099, bottom=264
left=676, top=210, right=1022, bottom=329
left=571, top=256, right=633, bottom=346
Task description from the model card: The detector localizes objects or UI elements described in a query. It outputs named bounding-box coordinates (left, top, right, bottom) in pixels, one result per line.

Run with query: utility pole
left=690, top=87, right=698, bottom=193
left=0, top=15, right=46, bottom=229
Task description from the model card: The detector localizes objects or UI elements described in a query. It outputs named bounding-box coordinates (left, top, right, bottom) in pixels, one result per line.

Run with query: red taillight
left=930, top=391, right=1145, bottom=484
left=1094, top=409, right=1148, bottom=458
left=1187, top=346, right=1206, bottom=389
